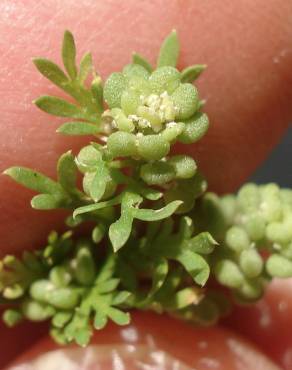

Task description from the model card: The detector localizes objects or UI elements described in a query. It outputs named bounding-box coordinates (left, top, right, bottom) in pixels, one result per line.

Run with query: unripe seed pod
left=47, top=288, right=80, bottom=310
left=140, top=162, right=175, bottom=185
left=22, top=300, right=55, bottom=321
left=215, top=259, right=245, bottom=289
left=30, top=279, right=55, bottom=302
left=239, top=249, right=263, bottom=278
left=178, top=112, right=209, bottom=144
left=120, top=89, right=141, bottom=117
left=107, top=132, right=137, bottom=157
left=123, top=64, right=150, bottom=80
left=49, top=266, right=72, bottom=287
left=76, top=145, right=101, bottom=173
left=171, top=83, right=199, bottom=120
left=243, top=213, right=266, bottom=241
left=149, top=66, right=181, bottom=94
left=104, top=72, right=127, bottom=108
left=168, top=155, right=197, bottom=179
left=225, top=226, right=250, bottom=253
left=137, top=134, right=170, bottom=160
left=266, top=254, right=292, bottom=278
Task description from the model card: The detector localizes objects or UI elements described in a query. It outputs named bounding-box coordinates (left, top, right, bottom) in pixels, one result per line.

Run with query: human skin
left=0, top=0, right=292, bottom=368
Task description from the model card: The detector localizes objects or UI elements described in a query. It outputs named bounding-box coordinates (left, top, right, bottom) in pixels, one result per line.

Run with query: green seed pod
left=243, top=213, right=266, bottom=241
left=76, top=145, right=102, bottom=173
left=266, top=254, right=292, bottom=278
left=22, top=300, right=55, bottom=321
left=178, top=112, right=209, bottom=144
left=120, top=89, right=141, bottom=116
left=215, top=259, right=245, bottom=289
left=47, top=287, right=80, bottom=310
left=168, top=155, right=197, bottom=179
left=266, top=217, right=292, bottom=244
left=149, top=66, right=181, bottom=94
left=30, top=279, right=55, bottom=302
left=239, top=249, right=263, bottom=278
left=237, top=183, right=260, bottom=213
left=140, top=161, right=175, bottom=185
left=137, top=134, right=170, bottom=160
left=74, top=243, right=96, bottom=286
left=49, top=266, right=72, bottom=287
left=225, top=226, right=250, bottom=253
left=220, top=195, right=236, bottom=225
left=123, top=64, right=150, bottom=80
left=161, top=122, right=185, bottom=142
left=103, top=72, right=127, bottom=108
left=3, top=309, right=23, bottom=327
left=171, top=83, right=199, bottom=120
left=107, top=131, right=137, bottom=157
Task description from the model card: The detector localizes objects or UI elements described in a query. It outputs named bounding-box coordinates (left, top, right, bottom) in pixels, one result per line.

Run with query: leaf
left=89, top=164, right=109, bottom=202
left=33, top=58, right=69, bottom=89
left=157, top=30, right=179, bottom=68
left=4, top=167, right=62, bottom=195
left=62, top=30, right=77, bottom=79
left=57, top=151, right=78, bottom=194
left=109, top=214, right=134, bottom=252
left=167, top=287, right=203, bottom=310
left=187, top=232, right=218, bottom=255
left=132, top=52, right=153, bottom=72
left=73, top=194, right=122, bottom=218
left=34, top=96, right=83, bottom=118
left=181, top=64, right=207, bottom=83
left=31, top=194, right=67, bottom=210
left=78, top=52, right=93, bottom=84
left=107, top=307, right=130, bottom=325
left=91, top=76, right=103, bottom=112
left=176, top=250, right=210, bottom=286
left=134, top=200, right=182, bottom=221
left=57, top=121, right=99, bottom=136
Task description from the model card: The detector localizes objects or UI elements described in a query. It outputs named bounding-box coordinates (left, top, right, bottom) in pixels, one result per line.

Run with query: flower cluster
left=1, top=30, right=291, bottom=346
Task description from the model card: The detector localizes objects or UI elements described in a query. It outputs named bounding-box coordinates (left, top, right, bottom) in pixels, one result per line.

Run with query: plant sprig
left=2, top=30, right=292, bottom=346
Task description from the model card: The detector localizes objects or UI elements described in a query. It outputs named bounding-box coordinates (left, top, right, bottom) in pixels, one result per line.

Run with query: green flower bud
left=104, top=72, right=127, bottom=108
left=236, top=279, right=263, bottom=301
left=136, top=106, right=162, bottom=132
left=120, top=89, right=141, bottom=116
left=49, top=266, right=72, bottom=287
left=111, top=107, right=135, bottom=132
left=107, top=132, right=137, bottom=157
left=281, top=243, right=292, bottom=259
left=178, top=112, right=209, bottom=144
left=171, top=83, right=199, bottom=120
left=82, top=171, right=95, bottom=196
left=22, top=300, right=55, bottom=321
left=47, top=287, right=80, bottom=310
left=266, top=254, right=292, bottom=278
left=3, top=284, right=24, bottom=299
left=30, top=279, right=55, bottom=302
left=243, top=213, right=266, bottom=241
left=266, top=217, right=292, bottom=244
left=239, top=249, right=263, bottom=278
left=137, top=134, right=170, bottom=160
left=168, top=155, right=197, bottom=179
left=215, top=259, right=245, bottom=289
left=280, top=189, right=292, bottom=207
left=225, top=226, right=250, bottom=253
left=220, top=195, right=236, bottom=225
left=3, top=309, right=23, bottom=327
left=161, top=122, right=185, bottom=142
left=74, top=243, right=96, bottom=286
left=123, top=64, right=150, bottom=79
left=237, top=183, right=260, bottom=213
left=149, top=66, right=181, bottom=94
left=76, top=145, right=102, bottom=173
left=260, top=183, right=282, bottom=222
left=140, top=162, right=175, bottom=185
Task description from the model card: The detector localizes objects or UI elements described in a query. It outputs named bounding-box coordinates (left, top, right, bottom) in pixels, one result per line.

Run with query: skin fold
left=0, top=0, right=292, bottom=368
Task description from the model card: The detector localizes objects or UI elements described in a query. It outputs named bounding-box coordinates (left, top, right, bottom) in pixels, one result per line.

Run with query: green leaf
left=134, top=200, right=182, bottom=221
left=89, top=164, right=109, bottom=202
left=33, top=58, right=69, bottom=89
left=57, top=151, right=78, bottom=194
left=132, top=52, right=153, bottom=72
left=181, top=64, right=207, bottom=83
left=57, top=121, right=99, bottom=136
left=109, top=214, right=134, bottom=252
left=31, top=194, right=67, bottom=210
left=4, top=167, right=62, bottom=195
left=157, top=30, right=179, bottom=68
left=73, top=194, right=122, bottom=218
left=107, top=307, right=130, bottom=325
left=176, top=250, right=210, bottom=286
left=78, top=52, right=93, bottom=84
left=91, top=76, right=103, bottom=112
left=62, top=30, right=77, bottom=79
left=187, top=232, right=218, bottom=255
left=34, top=96, right=82, bottom=118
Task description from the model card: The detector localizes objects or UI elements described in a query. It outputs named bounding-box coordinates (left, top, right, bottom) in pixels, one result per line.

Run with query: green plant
left=1, top=30, right=292, bottom=346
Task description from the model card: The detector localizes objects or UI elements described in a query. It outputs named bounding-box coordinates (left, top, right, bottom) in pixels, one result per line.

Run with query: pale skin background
left=0, top=0, right=292, bottom=368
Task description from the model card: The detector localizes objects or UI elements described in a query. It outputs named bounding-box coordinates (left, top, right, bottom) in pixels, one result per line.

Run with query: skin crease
left=0, top=0, right=292, bottom=368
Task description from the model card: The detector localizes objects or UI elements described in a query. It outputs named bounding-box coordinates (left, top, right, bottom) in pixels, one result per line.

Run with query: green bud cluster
left=1, top=30, right=291, bottom=346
